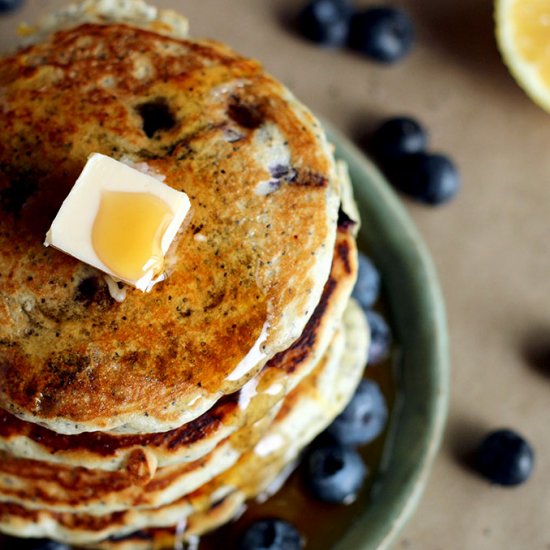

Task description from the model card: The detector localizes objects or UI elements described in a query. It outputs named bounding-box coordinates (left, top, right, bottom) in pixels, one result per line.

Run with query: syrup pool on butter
left=44, top=153, right=191, bottom=292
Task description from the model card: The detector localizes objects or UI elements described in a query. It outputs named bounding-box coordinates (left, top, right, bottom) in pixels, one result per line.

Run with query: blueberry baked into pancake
left=0, top=1, right=371, bottom=547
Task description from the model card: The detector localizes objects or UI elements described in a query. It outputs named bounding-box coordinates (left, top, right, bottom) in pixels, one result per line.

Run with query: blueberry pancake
left=0, top=7, right=340, bottom=435
left=0, top=223, right=358, bottom=515
left=0, top=301, right=368, bottom=546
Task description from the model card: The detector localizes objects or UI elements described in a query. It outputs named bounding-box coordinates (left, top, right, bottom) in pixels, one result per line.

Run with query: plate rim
left=324, top=121, right=450, bottom=550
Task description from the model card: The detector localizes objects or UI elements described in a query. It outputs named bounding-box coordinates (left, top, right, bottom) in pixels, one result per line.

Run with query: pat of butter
left=44, top=153, right=190, bottom=292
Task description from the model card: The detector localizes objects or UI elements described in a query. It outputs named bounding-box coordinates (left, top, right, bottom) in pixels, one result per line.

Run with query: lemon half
left=496, top=0, right=550, bottom=112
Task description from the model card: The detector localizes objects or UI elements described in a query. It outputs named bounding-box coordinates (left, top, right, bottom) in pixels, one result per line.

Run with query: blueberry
left=371, top=117, right=428, bottom=161
left=304, top=443, right=367, bottom=503
left=475, top=429, right=534, bottom=487
left=348, top=7, right=414, bottom=63
left=297, top=0, right=353, bottom=48
left=238, top=518, right=303, bottom=550
left=351, top=252, right=381, bottom=309
left=365, top=310, right=391, bottom=365
left=387, top=152, right=460, bottom=205
left=327, top=380, right=388, bottom=446
left=384, top=153, right=460, bottom=205
left=0, top=0, right=22, bottom=14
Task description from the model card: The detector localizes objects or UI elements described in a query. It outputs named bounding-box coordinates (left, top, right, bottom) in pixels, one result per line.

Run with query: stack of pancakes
left=0, top=2, right=370, bottom=548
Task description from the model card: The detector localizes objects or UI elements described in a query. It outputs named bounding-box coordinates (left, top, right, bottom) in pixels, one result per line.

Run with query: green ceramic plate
left=325, top=123, right=450, bottom=550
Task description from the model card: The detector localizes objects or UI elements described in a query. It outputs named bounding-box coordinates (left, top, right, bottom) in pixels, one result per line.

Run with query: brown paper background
left=2, top=1, right=550, bottom=548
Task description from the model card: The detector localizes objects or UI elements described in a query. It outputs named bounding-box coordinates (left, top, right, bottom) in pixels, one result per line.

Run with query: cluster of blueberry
left=302, top=251, right=389, bottom=505
left=367, top=117, right=534, bottom=484
left=297, top=2, right=461, bottom=206
left=370, top=117, right=460, bottom=206
left=366, top=115, right=534, bottom=487
left=352, top=254, right=390, bottom=365
left=297, top=0, right=414, bottom=64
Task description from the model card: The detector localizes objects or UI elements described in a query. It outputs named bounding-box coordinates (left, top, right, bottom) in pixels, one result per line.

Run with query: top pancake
left=0, top=218, right=357, bottom=472
left=0, top=22, right=340, bottom=434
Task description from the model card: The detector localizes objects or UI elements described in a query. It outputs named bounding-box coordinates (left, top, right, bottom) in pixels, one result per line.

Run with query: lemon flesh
left=496, top=0, right=550, bottom=112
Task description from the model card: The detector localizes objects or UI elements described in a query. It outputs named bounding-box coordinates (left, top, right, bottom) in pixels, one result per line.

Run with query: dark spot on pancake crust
left=0, top=172, right=37, bottom=216
left=45, top=353, right=91, bottom=386
left=227, top=96, right=264, bottom=129
left=268, top=276, right=337, bottom=375
left=75, top=277, right=100, bottom=304
left=289, top=168, right=327, bottom=188
left=23, top=380, right=38, bottom=400
left=337, top=240, right=352, bottom=275
left=75, top=276, right=113, bottom=308
left=165, top=397, right=233, bottom=449
left=191, top=223, right=204, bottom=235
left=203, top=290, right=226, bottom=312
left=136, top=98, right=176, bottom=138
left=0, top=339, right=16, bottom=348
left=122, top=351, right=141, bottom=367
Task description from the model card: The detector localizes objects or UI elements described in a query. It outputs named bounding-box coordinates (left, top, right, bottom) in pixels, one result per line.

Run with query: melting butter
left=44, top=153, right=190, bottom=292
left=92, top=191, right=172, bottom=282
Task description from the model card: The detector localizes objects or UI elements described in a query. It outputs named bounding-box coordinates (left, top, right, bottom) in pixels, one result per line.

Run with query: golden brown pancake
left=0, top=22, right=340, bottom=434
left=0, top=399, right=283, bottom=515
left=0, top=330, right=346, bottom=543
left=0, top=221, right=356, bottom=474
left=0, top=216, right=357, bottom=515
left=0, top=299, right=368, bottom=545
